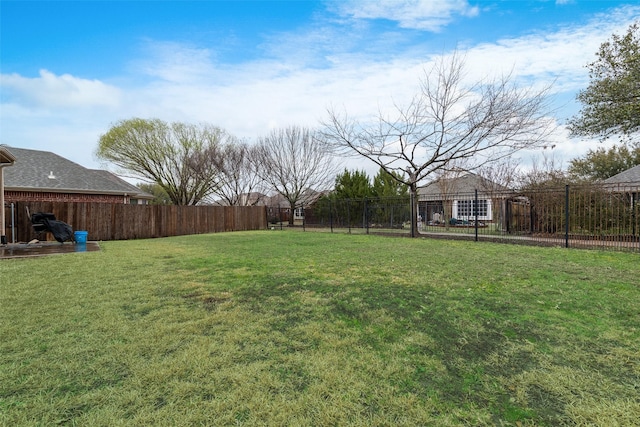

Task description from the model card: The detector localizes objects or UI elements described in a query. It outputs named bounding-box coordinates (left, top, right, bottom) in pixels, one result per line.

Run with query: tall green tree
left=97, top=118, right=230, bottom=205
left=568, top=143, right=640, bottom=181
left=323, top=169, right=372, bottom=227
left=371, top=168, right=408, bottom=198
left=371, top=168, right=410, bottom=227
left=568, top=22, right=640, bottom=141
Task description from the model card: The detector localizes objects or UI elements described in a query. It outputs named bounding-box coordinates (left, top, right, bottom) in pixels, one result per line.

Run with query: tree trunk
left=410, top=184, right=419, bottom=238
left=289, top=201, right=296, bottom=227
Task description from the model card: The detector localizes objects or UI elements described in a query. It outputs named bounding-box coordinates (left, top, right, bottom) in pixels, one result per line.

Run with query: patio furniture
left=27, top=207, right=75, bottom=243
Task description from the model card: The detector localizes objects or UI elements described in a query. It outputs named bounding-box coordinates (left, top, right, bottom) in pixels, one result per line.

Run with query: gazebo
left=1, top=146, right=16, bottom=244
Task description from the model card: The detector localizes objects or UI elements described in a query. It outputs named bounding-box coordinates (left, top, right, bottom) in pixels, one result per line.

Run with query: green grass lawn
left=1, top=231, right=638, bottom=426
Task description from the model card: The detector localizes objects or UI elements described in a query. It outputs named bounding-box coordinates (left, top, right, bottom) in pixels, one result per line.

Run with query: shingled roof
left=418, top=172, right=509, bottom=198
left=603, top=165, right=640, bottom=185
left=2, top=146, right=152, bottom=199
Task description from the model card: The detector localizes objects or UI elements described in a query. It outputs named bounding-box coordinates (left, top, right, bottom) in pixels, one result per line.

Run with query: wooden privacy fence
left=4, top=202, right=267, bottom=242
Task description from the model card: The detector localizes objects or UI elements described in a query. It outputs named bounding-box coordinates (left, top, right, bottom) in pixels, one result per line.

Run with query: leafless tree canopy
left=320, top=52, right=556, bottom=235
left=254, top=126, right=338, bottom=224
left=180, top=123, right=227, bottom=205
left=208, top=142, right=267, bottom=206
left=518, top=152, right=567, bottom=190
left=477, top=157, right=520, bottom=193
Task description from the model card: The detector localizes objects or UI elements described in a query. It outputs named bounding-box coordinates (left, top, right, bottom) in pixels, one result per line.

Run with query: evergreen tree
left=569, top=22, right=640, bottom=141
left=371, top=168, right=410, bottom=227
left=371, top=168, right=408, bottom=198
left=334, top=169, right=372, bottom=199
left=568, top=143, right=640, bottom=181
left=329, top=169, right=372, bottom=227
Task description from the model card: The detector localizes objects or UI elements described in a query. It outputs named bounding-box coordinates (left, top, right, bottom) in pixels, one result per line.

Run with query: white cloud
left=2, top=4, right=639, bottom=175
left=120, top=49, right=425, bottom=141
left=133, top=40, right=219, bottom=84
left=127, top=5, right=630, bottom=137
left=1, top=69, right=122, bottom=109
left=0, top=109, right=116, bottom=170
left=333, top=0, right=479, bottom=31
left=480, top=18, right=631, bottom=82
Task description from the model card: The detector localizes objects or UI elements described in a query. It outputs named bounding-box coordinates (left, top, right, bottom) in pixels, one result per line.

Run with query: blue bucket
left=74, top=231, right=88, bottom=243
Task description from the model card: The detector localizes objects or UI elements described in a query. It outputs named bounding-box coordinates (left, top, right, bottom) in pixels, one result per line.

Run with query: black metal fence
left=269, top=183, right=640, bottom=252
left=267, top=196, right=412, bottom=234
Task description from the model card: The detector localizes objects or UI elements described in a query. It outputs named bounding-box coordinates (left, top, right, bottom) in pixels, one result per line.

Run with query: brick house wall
left=5, top=191, right=129, bottom=204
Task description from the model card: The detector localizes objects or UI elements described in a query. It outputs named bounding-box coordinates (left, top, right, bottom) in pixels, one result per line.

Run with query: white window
left=455, top=199, right=489, bottom=219
left=294, top=207, right=304, bottom=219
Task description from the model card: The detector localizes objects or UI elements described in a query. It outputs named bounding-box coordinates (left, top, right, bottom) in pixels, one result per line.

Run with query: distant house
left=417, top=172, right=509, bottom=224
left=264, top=189, right=328, bottom=225
left=603, top=164, right=640, bottom=186
left=603, top=164, right=640, bottom=209
left=211, top=192, right=268, bottom=207
left=2, top=146, right=153, bottom=204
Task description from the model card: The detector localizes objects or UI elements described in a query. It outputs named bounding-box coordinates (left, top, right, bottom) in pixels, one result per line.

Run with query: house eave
left=0, top=148, right=17, bottom=165
left=4, top=186, right=153, bottom=199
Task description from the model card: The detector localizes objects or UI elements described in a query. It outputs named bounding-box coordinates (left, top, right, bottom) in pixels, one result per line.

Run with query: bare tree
left=516, top=153, right=569, bottom=235
left=478, top=157, right=520, bottom=192
left=517, top=152, right=567, bottom=190
left=477, top=158, right=520, bottom=230
left=254, top=126, right=338, bottom=226
left=208, top=141, right=267, bottom=206
left=433, top=164, right=467, bottom=230
left=321, top=52, right=556, bottom=236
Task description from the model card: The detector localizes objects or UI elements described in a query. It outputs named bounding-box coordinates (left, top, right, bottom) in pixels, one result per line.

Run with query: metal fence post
left=364, top=198, right=369, bottom=234
left=329, top=198, right=333, bottom=233
left=637, top=193, right=640, bottom=251
left=410, top=192, right=415, bottom=238
left=475, top=189, right=479, bottom=242
left=631, top=192, right=636, bottom=239
left=565, top=184, right=570, bottom=248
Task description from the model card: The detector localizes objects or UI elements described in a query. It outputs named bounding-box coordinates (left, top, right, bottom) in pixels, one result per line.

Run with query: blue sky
left=1, top=0, right=639, bottom=179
